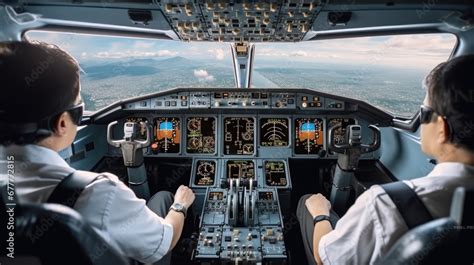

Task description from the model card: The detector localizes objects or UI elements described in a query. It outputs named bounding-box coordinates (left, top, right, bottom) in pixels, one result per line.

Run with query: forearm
left=313, top=220, right=333, bottom=265
left=164, top=210, right=185, bottom=250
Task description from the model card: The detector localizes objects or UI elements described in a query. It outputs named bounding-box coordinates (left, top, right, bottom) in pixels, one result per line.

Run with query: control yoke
left=329, top=124, right=380, bottom=154
left=107, top=121, right=151, bottom=167
left=328, top=124, right=381, bottom=215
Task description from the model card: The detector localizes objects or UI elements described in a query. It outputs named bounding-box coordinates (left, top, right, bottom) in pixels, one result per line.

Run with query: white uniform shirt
left=319, top=162, right=474, bottom=265
left=0, top=144, right=173, bottom=264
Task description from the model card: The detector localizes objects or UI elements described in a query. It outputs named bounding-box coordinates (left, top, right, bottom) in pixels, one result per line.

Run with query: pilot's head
left=0, top=41, right=82, bottom=151
left=421, top=54, right=474, bottom=161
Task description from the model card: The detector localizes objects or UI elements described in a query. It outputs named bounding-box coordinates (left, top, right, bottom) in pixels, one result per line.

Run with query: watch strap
left=170, top=203, right=187, bottom=218
left=313, top=215, right=331, bottom=225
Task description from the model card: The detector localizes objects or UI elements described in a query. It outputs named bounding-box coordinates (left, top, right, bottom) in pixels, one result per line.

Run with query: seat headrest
left=450, top=187, right=474, bottom=226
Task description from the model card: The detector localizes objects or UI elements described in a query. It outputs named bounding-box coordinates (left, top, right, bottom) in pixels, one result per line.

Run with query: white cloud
left=290, top=51, right=308, bottom=57
left=193, top=69, right=215, bottom=81
left=208, top=48, right=226, bottom=60
left=133, top=41, right=154, bottom=49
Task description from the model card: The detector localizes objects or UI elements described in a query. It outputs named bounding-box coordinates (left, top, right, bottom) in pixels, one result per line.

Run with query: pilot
left=298, top=55, right=474, bottom=265
left=0, top=41, right=195, bottom=264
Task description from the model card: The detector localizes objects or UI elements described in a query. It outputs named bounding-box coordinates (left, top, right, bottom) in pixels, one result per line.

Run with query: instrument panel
left=194, top=160, right=217, bottom=186
left=186, top=117, right=216, bottom=154
left=223, top=117, right=255, bottom=156
left=294, top=118, right=324, bottom=155
left=153, top=117, right=181, bottom=153
left=226, top=160, right=255, bottom=180
left=264, top=161, right=287, bottom=187
left=260, top=118, right=289, bottom=147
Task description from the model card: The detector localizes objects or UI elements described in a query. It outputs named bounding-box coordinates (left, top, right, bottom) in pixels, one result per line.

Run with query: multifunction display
left=153, top=117, right=181, bottom=153
left=186, top=117, right=216, bottom=154
left=223, top=117, right=255, bottom=155
left=260, top=118, right=289, bottom=147
left=294, top=118, right=324, bottom=155
left=327, top=118, right=356, bottom=145
left=194, top=160, right=217, bottom=186
left=226, top=160, right=255, bottom=180
left=264, top=161, right=287, bottom=186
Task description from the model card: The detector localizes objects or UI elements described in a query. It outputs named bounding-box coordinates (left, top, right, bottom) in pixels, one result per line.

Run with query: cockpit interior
left=1, top=0, right=473, bottom=264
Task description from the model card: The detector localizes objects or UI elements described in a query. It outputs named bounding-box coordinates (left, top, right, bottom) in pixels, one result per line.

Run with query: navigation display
left=260, top=118, right=289, bottom=147
left=153, top=117, right=181, bottom=153
left=125, top=117, right=148, bottom=140
left=186, top=117, right=216, bottom=154
left=294, top=118, right=324, bottom=154
left=194, top=160, right=216, bottom=186
left=226, top=160, right=255, bottom=180
left=327, top=118, right=356, bottom=145
left=223, top=117, right=255, bottom=155
left=264, top=161, right=287, bottom=186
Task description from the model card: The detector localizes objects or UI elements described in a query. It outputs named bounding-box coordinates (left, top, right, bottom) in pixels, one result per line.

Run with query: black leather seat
left=0, top=202, right=129, bottom=265
left=379, top=187, right=474, bottom=265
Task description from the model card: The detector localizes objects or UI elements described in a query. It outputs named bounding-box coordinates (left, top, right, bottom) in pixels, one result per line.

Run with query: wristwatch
left=313, top=215, right=331, bottom=225
left=170, top=203, right=187, bottom=218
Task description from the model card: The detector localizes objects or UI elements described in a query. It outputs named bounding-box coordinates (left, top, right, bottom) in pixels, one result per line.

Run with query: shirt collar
left=1, top=144, right=71, bottom=169
left=427, top=162, right=474, bottom=178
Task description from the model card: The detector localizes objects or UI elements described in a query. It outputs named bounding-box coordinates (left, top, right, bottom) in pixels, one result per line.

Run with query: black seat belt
left=381, top=181, right=433, bottom=229
left=47, top=170, right=103, bottom=208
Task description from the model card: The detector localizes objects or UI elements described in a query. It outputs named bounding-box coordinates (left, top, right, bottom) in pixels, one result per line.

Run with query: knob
left=151, top=143, right=159, bottom=154
left=251, top=101, right=256, bottom=106
left=242, top=101, right=248, bottom=107
left=301, top=102, right=308, bottom=108
left=214, top=101, right=220, bottom=107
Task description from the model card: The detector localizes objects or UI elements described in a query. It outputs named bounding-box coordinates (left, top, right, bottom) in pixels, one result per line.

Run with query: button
left=208, top=227, right=215, bottom=233
left=302, top=96, right=308, bottom=101
left=288, top=99, right=294, bottom=104
left=171, top=101, right=177, bottom=106
left=165, top=101, right=170, bottom=106
left=156, top=101, right=163, bottom=107
left=181, top=101, right=187, bottom=106
left=225, top=236, right=232, bottom=242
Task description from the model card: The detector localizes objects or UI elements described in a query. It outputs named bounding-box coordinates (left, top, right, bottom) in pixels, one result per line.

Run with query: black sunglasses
left=65, top=102, right=85, bottom=125
left=420, top=105, right=435, bottom=124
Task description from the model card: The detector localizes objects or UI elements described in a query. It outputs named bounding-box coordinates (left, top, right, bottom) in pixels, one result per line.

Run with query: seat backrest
left=378, top=187, right=474, bottom=265
left=0, top=202, right=129, bottom=265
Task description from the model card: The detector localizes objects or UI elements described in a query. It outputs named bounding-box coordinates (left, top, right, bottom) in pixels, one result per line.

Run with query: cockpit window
left=25, top=31, right=234, bottom=111
left=253, top=34, right=457, bottom=117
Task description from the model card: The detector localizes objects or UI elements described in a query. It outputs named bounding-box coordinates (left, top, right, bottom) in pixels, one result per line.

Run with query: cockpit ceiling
left=157, top=0, right=324, bottom=42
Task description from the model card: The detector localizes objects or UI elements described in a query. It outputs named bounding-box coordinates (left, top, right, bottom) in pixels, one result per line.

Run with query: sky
left=26, top=31, right=456, bottom=72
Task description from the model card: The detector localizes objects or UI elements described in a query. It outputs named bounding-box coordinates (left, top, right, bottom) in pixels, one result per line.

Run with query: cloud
left=91, top=50, right=178, bottom=59
left=133, top=41, right=155, bottom=49
left=193, top=69, right=215, bottom=81
left=208, top=48, right=226, bottom=60
left=290, top=51, right=308, bottom=57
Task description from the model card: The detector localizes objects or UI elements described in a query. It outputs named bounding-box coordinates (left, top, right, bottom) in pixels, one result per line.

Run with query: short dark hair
left=424, top=54, right=474, bottom=152
left=0, top=41, right=80, bottom=145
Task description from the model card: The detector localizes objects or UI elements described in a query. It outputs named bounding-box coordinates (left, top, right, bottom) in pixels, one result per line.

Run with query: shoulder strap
left=47, top=170, right=102, bottom=208
left=381, top=181, right=433, bottom=229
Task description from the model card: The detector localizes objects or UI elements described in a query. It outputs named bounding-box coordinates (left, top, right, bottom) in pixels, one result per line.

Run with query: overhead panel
left=156, top=0, right=326, bottom=42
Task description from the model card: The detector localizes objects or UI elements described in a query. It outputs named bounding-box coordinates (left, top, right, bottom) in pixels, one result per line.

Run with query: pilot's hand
left=174, top=185, right=195, bottom=209
left=305, top=193, right=331, bottom=218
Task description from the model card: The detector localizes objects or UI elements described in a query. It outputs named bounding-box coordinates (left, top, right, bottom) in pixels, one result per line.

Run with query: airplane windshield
left=26, top=31, right=456, bottom=116
left=253, top=34, right=457, bottom=117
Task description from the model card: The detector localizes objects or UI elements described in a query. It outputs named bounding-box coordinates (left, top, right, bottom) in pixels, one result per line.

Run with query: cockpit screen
left=153, top=117, right=180, bottom=153
left=223, top=117, right=255, bottom=155
left=294, top=118, right=324, bottom=154
left=194, top=160, right=216, bottom=186
left=226, top=160, right=255, bottom=180
left=327, top=118, right=356, bottom=145
left=125, top=117, right=148, bottom=140
left=260, top=118, right=289, bottom=147
left=186, top=117, right=216, bottom=154
left=264, top=161, right=287, bottom=186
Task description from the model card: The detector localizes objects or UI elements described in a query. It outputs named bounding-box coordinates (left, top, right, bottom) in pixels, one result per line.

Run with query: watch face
left=173, top=203, right=184, bottom=211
